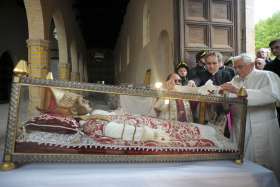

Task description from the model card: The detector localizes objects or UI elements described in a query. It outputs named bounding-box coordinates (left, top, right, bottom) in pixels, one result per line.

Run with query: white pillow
left=91, top=109, right=111, bottom=116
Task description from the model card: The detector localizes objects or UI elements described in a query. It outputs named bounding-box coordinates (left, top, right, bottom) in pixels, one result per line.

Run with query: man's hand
left=187, top=80, right=197, bottom=87
left=220, top=83, right=239, bottom=94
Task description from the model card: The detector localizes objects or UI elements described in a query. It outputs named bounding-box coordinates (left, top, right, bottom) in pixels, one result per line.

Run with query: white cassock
left=230, top=69, right=280, bottom=179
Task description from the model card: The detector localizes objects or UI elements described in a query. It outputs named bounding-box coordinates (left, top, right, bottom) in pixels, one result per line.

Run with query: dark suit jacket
left=264, top=57, right=280, bottom=125
left=188, top=65, right=205, bottom=80
left=191, top=69, right=232, bottom=86
left=264, top=57, right=280, bottom=77
left=219, top=66, right=235, bottom=80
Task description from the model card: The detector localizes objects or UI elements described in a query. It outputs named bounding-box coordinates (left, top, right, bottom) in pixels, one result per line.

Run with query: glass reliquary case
left=1, top=62, right=247, bottom=170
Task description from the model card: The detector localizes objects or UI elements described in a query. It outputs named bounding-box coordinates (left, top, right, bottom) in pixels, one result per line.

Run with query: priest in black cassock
left=264, top=39, right=280, bottom=125
left=189, top=51, right=232, bottom=87
left=188, top=51, right=232, bottom=136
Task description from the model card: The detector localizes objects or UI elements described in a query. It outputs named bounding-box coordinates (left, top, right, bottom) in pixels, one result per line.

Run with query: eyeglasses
left=174, top=79, right=182, bottom=84
left=233, top=64, right=246, bottom=70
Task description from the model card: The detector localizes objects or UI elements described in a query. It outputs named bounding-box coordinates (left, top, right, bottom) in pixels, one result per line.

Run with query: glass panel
left=14, top=84, right=242, bottom=156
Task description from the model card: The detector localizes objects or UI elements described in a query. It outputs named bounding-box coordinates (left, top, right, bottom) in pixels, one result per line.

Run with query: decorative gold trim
left=13, top=60, right=28, bottom=77
left=0, top=162, right=16, bottom=171
left=144, top=69, right=151, bottom=86
left=199, top=102, right=206, bottom=124
left=12, top=152, right=240, bottom=163
left=234, top=159, right=243, bottom=165
left=46, top=72, right=54, bottom=80
left=132, top=124, right=137, bottom=142
left=78, top=114, right=111, bottom=121
left=17, top=77, right=247, bottom=104
left=121, top=119, right=126, bottom=140
left=3, top=83, right=21, bottom=157
left=0, top=154, right=16, bottom=171
left=238, top=86, right=247, bottom=97
left=238, top=97, right=248, bottom=161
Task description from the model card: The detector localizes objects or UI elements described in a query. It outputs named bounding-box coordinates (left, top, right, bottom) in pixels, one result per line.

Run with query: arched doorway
left=0, top=52, right=14, bottom=103
left=70, top=41, right=79, bottom=81
left=49, top=19, right=59, bottom=79
left=156, top=30, right=173, bottom=82
left=52, top=9, right=69, bottom=80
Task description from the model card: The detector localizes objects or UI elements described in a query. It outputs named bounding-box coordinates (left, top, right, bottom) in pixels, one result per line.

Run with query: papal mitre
left=43, top=87, right=82, bottom=115
left=51, top=88, right=81, bottom=108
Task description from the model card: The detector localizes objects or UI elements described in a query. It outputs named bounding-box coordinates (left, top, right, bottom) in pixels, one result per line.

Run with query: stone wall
left=114, top=0, right=175, bottom=85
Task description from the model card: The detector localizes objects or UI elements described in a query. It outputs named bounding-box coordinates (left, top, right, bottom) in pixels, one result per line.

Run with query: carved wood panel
left=212, top=0, right=232, bottom=22
left=184, top=0, right=207, bottom=21
left=179, top=0, right=239, bottom=66
left=185, top=24, right=208, bottom=48
left=211, top=26, right=232, bottom=48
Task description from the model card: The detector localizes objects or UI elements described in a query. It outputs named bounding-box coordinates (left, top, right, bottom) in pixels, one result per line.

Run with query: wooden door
left=179, top=0, right=242, bottom=67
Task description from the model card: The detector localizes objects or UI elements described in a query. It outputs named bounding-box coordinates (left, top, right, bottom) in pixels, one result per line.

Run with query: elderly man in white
left=221, top=53, right=280, bottom=180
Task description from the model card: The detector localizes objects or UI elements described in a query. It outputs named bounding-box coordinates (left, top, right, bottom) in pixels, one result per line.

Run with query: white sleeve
left=247, top=72, right=280, bottom=106
left=247, top=87, right=277, bottom=106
